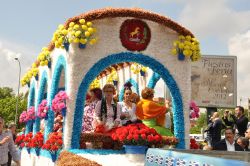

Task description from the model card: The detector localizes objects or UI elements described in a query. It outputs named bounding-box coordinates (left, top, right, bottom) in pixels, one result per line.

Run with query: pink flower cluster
left=27, top=106, right=36, bottom=120
left=189, top=101, right=200, bottom=119
left=52, top=91, right=68, bottom=114
left=19, top=111, right=28, bottom=123
left=19, top=106, right=36, bottom=123
left=37, top=99, right=49, bottom=119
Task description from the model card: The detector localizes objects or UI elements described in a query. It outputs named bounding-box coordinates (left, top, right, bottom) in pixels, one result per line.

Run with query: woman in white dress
left=118, top=82, right=138, bottom=126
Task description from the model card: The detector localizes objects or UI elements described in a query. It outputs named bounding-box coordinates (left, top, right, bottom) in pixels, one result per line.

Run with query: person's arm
left=130, top=103, right=138, bottom=122
left=7, top=133, right=20, bottom=165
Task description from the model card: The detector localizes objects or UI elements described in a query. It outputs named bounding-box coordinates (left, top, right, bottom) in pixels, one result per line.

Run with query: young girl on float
left=118, top=82, right=140, bottom=126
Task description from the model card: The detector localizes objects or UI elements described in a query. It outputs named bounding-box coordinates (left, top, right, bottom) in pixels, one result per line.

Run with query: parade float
left=16, top=8, right=249, bottom=166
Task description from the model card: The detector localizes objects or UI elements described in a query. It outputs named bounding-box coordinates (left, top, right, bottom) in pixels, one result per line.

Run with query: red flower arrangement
left=190, top=138, right=199, bottom=149
left=15, top=134, right=25, bottom=149
left=30, top=132, right=44, bottom=149
left=111, top=123, right=163, bottom=146
left=42, top=132, right=63, bottom=153
left=23, top=132, right=33, bottom=149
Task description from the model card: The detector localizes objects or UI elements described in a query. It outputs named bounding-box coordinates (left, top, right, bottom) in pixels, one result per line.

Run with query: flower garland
left=37, top=47, right=51, bottom=67
left=106, top=67, right=119, bottom=85
left=52, top=91, right=68, bottom=115
left=131, top=63, right=148, bottom=76
left=46, top=55, right=67, bottom=139
left=37, top=99, right=49, bottom=119
left=171, top=35, right=201, bottom=61
left=147, top=72, right=161, bottom=89
left=89, top=78, right=100, bottom=89
left=52, top=19, right=97, bottom=49
left=189, top=101, right=200, bottom=119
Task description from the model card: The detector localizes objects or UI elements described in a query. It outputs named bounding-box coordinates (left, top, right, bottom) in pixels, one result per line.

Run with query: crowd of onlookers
left=204, top=106, right=250, bottom=151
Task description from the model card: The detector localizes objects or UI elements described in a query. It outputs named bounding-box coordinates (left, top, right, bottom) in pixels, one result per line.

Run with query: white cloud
left=228, top=30, right=250, bottom=107
left=0, top=38, right=38, bottom=93
left=178, top=0, right=250, bottom=41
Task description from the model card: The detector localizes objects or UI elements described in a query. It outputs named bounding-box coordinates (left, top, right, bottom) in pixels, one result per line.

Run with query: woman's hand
left=0, top=136, right=10, bottom=145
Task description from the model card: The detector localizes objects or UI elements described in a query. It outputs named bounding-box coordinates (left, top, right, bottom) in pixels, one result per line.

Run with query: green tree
left=190, top=113, right=207, bottom=134
left=0, top=87, right=27, bottom=129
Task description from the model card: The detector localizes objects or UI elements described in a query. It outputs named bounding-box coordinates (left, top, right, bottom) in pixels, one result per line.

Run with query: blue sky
left=0, top=0, right=250, bottom=106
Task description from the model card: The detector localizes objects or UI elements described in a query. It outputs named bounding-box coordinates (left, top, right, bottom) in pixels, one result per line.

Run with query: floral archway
left=72, top=52, right=185, bottom=149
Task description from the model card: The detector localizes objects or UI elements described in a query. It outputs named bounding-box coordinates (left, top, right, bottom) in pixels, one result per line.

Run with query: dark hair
left=124, top=82, right=132, bottom=91
left=225, top=127, right=235, bottom=134
left=90, top=88, right=102, bottom=100
left=237, top=137, right=249, bottom=147
left=236, top=106, right=244, bottom=113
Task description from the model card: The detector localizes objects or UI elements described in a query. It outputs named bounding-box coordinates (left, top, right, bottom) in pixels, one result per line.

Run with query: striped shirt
left=0, top=131, right=20, bottom=164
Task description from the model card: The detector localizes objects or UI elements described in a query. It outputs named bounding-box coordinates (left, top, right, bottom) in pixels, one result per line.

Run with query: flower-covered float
left=19, top=8, right=201, bottom=166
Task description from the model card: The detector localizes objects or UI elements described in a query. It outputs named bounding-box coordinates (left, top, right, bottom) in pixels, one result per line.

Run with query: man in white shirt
left=213, top=128, right=243, bottom=151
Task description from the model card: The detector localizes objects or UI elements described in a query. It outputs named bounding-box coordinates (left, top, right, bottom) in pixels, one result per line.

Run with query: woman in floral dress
left=82, top=88, right=102, bottom=133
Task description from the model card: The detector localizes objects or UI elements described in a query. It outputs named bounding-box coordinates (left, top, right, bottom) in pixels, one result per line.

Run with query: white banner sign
left=191, top=55, right=237, bottom=108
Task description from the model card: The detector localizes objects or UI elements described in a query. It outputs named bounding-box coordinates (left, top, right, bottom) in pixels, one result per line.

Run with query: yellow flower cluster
left=21, top=65, right=39, bottom=86
left=106, top=68, right=119, bottom=84
left=171, top=35, right=201, bottom=61
left=131, top=63, right=148, bottom=74
left=52, top=24, right=68, bottom=48
left=89, top=78, right=100, bottom=89
left=67, top=19, right=97, bottom=45
left=37, top=47, right=51, bottom=66
left=21, top=47, right=51, bottom=87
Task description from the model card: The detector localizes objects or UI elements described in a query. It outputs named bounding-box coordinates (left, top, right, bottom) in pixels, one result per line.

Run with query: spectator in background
left=237, top=137, right=249, bottom=151
left=213, top=128, right=243, bottom=151
left=7, top=123, right=17, bottom=166
left=0, top=117, right=20, bottom=166
left=205, top=112, right=223, bottom=147
left=222, top=110, right=234, bottom=129
left=231, top=106, right=248, bottom=137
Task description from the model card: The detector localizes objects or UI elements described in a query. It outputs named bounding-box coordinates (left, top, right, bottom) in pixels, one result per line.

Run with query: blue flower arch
left=26, top=80, right=36, bottom=134
left=147, top=72, right=161, bottom=89
left=119, top=78, right=139, bottom=102
left=71, top=52, right=185, bottom=149
left=34, top=71, right=49, bottom=134
left=45, top=55, right=67, bottom=140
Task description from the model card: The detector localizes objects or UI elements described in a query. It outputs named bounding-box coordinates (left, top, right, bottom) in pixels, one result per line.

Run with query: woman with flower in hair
left=136, top=87, right=173, bottom=136
left=82, top=88, right=102, bottom=133
left=94, top=84, right=121, bottom=132
left=118, top=82, right=139, bottom=126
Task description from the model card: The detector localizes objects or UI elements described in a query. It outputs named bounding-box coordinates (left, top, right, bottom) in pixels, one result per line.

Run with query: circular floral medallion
left=120, top=19, right=151, bottom=51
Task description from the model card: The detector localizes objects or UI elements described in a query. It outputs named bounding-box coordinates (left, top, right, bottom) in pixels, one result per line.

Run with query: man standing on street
left=223, top=106, right=248, bottom=137
left=0, top=117, right=20, bottom=166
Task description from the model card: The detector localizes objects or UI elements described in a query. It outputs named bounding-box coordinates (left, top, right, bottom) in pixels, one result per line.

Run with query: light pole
left=14, top=57, right=21, bottom=124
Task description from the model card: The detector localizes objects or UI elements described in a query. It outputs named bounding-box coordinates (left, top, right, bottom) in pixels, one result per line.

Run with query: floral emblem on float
left=120, top=19, right=151, bottom=51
